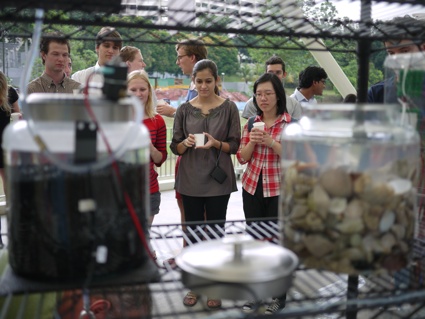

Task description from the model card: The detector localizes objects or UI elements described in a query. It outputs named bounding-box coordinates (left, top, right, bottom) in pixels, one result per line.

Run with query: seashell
left=284, top=166, right=298, bottom=192
left=290, top=204, right=309, bottom=220
left=284, top=224, right=302, bottom=243
left=282, top=160, right=297, bottom=169
left=308, top=184, right=330, bottom=219
left=294, top=198, right=308, bottom=205
left=304, top=256, right=326, bottom=269
left=326, top=229, right=341, bottom=240
left=379, top=211, right=396, bottom=233
left=294, top=184, right=313, bottom=197
left=337, top=218, right=364, bottom=234
left=296, top=173, right=316, bottom=185
left=391, top=224, right=406, bottom=240
left=350, top=234, right=363, bottom=247
left=343, top=248, right=365, bottom=261
left=380, top=233, right=396, bottom=253
left=399, top=241, right=409, bottom=253
left=395, top=205, right=408, bottom=226
left=363, top=205, right=383, bottom=231
left=328, top=197, right=347, bottom=215
left=303, top=234, right=335, bottom=258
left=360, top=183, right=395, bottom=205
left=319, top=168, right=353, bottom=198
left=305, top=212, right=325, bottom=231
left=332, top=258, right=356, bottom=274
left=386, top=195, right=402, bottom=211
left=353, top=173, right=371, bottom=194
left=387, top=179, right=412, bottom=195
left=345, top=199, right=367, bottom=220
left=363, top=235, right=383, bottom=254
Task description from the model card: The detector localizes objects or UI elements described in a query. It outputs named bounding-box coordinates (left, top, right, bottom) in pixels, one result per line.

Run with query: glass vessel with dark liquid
left=3, top=94, right=151, bottom=280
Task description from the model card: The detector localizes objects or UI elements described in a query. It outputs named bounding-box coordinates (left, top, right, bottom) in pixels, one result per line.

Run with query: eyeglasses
left=176, top=55, right=188, bottom=61
left=254, top=92, right=276, bottom=99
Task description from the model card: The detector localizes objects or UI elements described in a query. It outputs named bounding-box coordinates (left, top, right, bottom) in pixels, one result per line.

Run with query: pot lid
left=175, top=236, right=298, bottom=283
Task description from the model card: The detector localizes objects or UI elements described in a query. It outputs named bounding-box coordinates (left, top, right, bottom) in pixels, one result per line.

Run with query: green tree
left=238, top=64, right=252, bottom=84
left=196, top=34, right=239, bottom=76
left=342, top=59, right=383, bottom=89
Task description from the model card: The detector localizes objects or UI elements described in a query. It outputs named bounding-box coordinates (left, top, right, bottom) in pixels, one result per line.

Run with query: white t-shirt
left=71, top=62, right=103, bottom=89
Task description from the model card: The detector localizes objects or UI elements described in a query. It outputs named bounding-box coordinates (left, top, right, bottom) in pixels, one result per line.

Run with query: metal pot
left=175, top=236, right=298, bottom=300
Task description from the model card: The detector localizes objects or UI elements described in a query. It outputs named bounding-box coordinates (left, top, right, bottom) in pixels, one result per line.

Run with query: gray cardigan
left=170, top=99, right=241, bottom=197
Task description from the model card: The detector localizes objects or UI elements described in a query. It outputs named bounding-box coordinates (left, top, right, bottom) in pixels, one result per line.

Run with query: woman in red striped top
left=128, top=70, right=167, bottom=226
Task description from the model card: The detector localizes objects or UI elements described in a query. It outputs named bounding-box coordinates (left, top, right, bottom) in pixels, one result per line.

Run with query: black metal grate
left=2, top=220, right=425, bottom=318
left=1, top=0, right=425, bottom=317
left=0, top=0, right=424, bottom=53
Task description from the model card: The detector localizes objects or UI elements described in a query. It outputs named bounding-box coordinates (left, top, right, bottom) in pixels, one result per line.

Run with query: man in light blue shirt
left=290, top=65, right=328, bottom=104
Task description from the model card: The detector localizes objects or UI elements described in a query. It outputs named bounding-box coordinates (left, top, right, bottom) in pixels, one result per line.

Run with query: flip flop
left=207, top=298, right=222, bottom=309
left=183, top=291, right=198, bottom=307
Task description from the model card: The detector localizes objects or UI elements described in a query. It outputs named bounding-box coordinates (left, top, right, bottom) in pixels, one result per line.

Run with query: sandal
left=163, top=257, right=177, bottom=269
left=183, top=291, right=198, bottom=307
left=207, top=298, right=222, bottom=309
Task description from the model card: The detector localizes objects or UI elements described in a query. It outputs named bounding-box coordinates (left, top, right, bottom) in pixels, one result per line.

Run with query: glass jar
left=3, top=93, right=151, bottom=280
left=280, top=103, right=420, bottom=274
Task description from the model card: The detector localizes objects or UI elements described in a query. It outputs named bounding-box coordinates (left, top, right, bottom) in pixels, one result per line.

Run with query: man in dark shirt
left=27, top=31, right=81, bottom=94
left=367, top=15, right=425, bottom=103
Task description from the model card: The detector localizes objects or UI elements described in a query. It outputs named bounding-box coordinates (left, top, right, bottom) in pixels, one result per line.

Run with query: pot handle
left=234, top=242, right=243, bottom=262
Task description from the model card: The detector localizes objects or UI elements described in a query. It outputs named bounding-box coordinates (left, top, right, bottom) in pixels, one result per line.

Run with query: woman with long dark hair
left=170, top=59, right=241, bottom=309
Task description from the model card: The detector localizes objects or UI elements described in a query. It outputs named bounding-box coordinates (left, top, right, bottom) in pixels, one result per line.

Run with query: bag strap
left=215, top=141, right=223, bottom=167
left=248, top=116, right=255, bottom=132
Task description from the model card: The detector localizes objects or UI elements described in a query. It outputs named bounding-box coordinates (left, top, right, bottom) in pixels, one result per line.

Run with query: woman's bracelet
left=269, top=140, right=275, bottom=148
left=182, top=140, right=188, bottom=148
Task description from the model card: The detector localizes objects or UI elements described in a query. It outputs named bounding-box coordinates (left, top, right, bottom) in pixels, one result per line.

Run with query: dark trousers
left=242, top=173, right=279, bottom=241
left=181, top=194, right=230, bottom=244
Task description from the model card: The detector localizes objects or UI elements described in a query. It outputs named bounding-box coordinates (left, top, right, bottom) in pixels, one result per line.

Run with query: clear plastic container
left=280, top=103, right=420, bottom=274
left=384, top=52, right=425, bottom=146
left=3, top=93, right=151, bottom=280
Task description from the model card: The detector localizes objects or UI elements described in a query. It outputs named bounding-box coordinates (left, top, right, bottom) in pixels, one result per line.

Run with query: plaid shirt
left=27, top=73, right=81, bottom=94
left=236, top=113, right=291, bottom=197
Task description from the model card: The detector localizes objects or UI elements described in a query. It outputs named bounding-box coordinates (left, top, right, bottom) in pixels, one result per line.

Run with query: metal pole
left=348, top=1, right=373, bottom=318
left=357, top=0, right=372, bottom=103
left=2, top=36, right=5, bottom=74
left=346, top=275, right=359, bottom=319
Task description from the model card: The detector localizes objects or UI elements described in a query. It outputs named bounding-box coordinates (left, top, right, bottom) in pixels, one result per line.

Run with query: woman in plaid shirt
left=236, top=72, right=292, bottom=315
left=237, top=72, right=292, bottom=223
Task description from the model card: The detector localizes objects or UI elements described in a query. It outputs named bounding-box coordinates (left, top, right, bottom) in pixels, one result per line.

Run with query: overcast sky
left=321, top=1, right=425, bottom=21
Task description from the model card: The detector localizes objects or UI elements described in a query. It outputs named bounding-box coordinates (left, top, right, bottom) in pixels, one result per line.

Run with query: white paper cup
left=253, top=122, right=265, bottom=131
left=157, top=99, right=167, bottom=106
left=10, top=113, right=22, bottom=122
left=194, top=133, right=205, bottom=147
